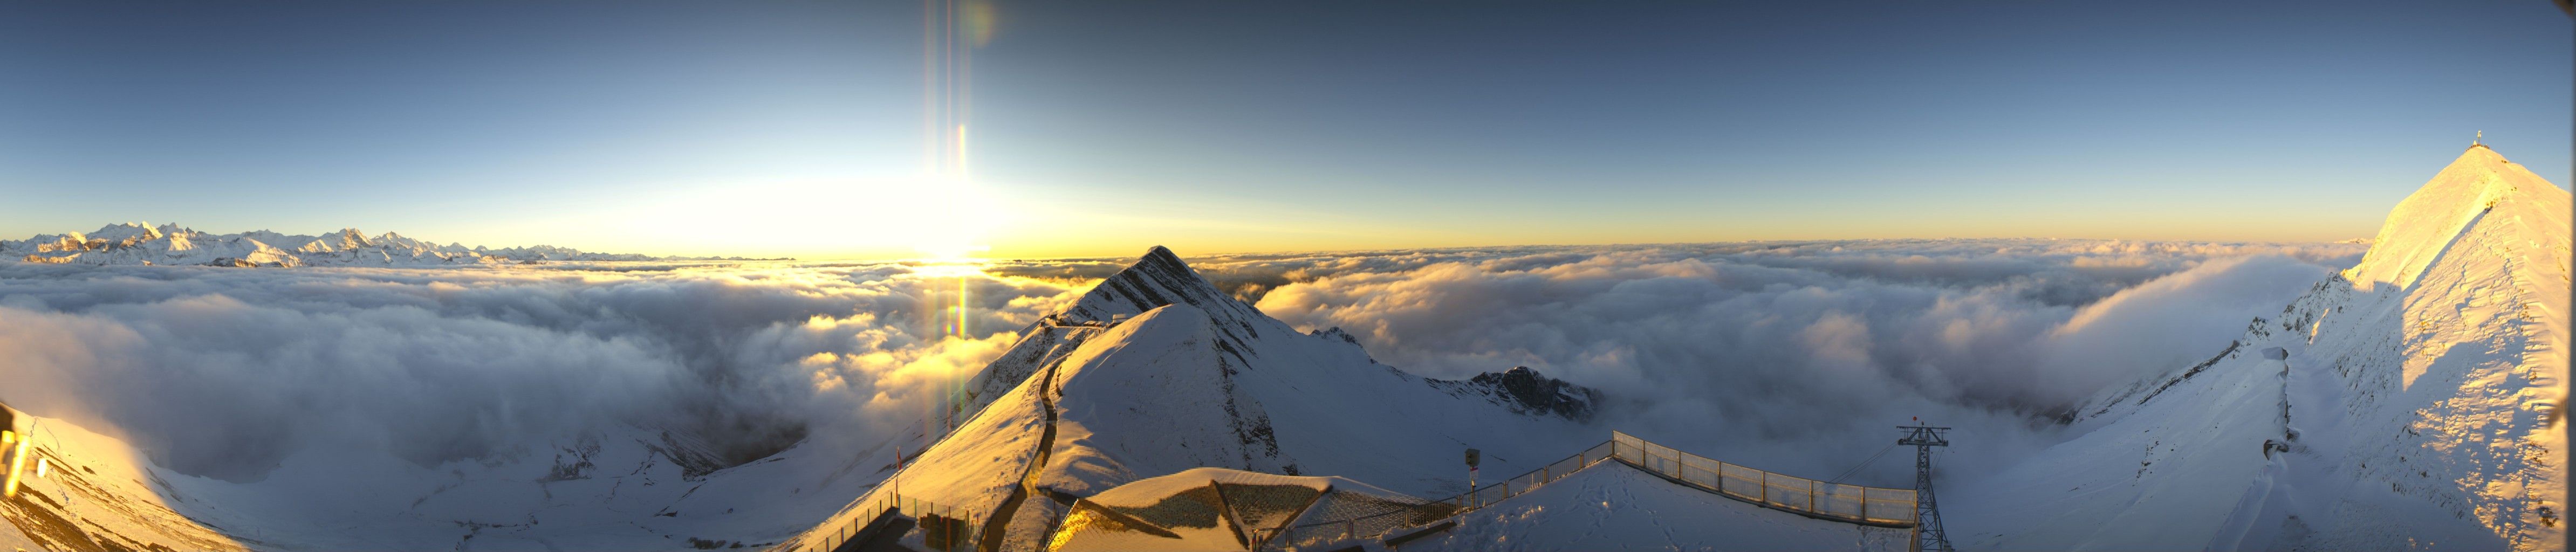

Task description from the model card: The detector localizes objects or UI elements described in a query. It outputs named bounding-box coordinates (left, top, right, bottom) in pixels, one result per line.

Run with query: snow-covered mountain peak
left=814, top=248, right=1605, bottom=550
left=2346, top=144, right=2569, bottom=289
left=87, top=221, right=166, bottom=242
left=1956, top=143, right=2570, bottom=551
left=1054, top=245, right=1274, bottom=328
left=3, top=223, right=709, bottom=266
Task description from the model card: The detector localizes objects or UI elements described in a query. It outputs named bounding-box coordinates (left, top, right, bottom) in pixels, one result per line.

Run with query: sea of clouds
left=1214, top=240, right=2365, bottom=483
left=0, top=261, right=1082, bottom=483
left=0, top=238, right=2366, bottom=492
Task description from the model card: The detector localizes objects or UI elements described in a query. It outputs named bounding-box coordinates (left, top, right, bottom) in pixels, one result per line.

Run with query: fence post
left=1807, top=479, right=1816, bottom=512
left=1760, top=472, right=1769, bottom=503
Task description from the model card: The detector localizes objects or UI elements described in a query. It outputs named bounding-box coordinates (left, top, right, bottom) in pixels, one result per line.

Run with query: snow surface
left=1950, top=145, right=2570, bottom=551
left=0, top=223, right=758, bottom=266
left=0, top=408, right=946, bottom=551
left=0, top=411, right=248, bottom=552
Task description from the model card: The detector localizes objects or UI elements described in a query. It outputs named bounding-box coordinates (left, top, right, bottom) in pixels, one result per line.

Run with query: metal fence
left=1263, top=440, right=1616, bottom=550
left=1263, top=489, right=1463, bottom=550
left=835, top=431, right=1916, bottom=551
left=1265, top=431, right=1916, bottom=550
left=1445, top=440, right=1619, bottom=512
left=1611, top=431, right=1915, bottom=527
left=812, top=492, right=982, bottom=552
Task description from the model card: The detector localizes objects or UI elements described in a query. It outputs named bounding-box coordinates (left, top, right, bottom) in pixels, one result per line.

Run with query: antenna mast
left=1897, top=425, right=1953, bottom=552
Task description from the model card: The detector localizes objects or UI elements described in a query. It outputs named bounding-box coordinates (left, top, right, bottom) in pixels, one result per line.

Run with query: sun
left=914, top=237, right=990, bottom=264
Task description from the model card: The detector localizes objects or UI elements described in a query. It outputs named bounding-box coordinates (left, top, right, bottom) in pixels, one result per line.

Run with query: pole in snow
left=1465, top=448, right=1481, bottom=492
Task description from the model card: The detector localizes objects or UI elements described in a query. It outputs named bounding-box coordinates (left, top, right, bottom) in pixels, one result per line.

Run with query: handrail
left=1609, top=431, right=1916, bottom=528
left=813, top=492, right=982, bottom=552
left=1436, top=440, right=1618, bottom=513
left=1270, top=431, right=1916, bottom=550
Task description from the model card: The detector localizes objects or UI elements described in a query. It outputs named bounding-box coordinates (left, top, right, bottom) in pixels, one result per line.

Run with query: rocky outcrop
left=1434, top=366, right=1604, bottom=422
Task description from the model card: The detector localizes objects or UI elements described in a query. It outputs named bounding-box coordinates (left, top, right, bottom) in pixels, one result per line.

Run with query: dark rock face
left=1440, top=367, right=1602, bottom=422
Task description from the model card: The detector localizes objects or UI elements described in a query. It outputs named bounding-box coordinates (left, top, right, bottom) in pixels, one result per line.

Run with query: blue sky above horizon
left=1, top=1, right=2566, bottom=259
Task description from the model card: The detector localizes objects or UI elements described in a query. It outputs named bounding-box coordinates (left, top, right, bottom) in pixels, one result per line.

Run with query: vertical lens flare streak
left=919, top=0, right=994, bottom=434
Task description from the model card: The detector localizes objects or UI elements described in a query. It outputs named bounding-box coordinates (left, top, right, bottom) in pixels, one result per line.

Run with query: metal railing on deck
left=1611, top=431, right=1915, bottom=527
left=1266, top=431, right=1916, bottom=550
left=1266, top=441, right=1615, bottom=550
left=1445, top=440, right=1619, bottom=512
left=813, top=492, right=981, bottom=552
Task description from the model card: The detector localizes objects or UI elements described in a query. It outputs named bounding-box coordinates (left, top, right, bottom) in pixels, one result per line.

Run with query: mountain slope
left=1949, top=144, right=2570, bottom=551
left=0, top=407, right=936, bottom=551
left=788, top=247, right=1605, bottom=551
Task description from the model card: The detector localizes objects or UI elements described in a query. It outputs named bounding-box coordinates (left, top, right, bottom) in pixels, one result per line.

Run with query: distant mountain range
left=2, top=222, right=780, bottom=266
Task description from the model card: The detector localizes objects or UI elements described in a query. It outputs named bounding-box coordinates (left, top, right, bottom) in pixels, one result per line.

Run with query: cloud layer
left=0, top=238, right=2366, bottom=490
left=0, top=261, right=1077, bottom=482
left=1232, top=240, right=2362, bottom=480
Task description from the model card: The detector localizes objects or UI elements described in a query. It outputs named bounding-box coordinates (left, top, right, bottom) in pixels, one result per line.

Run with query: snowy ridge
left=954, top=246, right=1279, bottom=417
left=1951, top=145, right=2570, bottom=551
left=2345, top=144, right=2551, bottom=289
left=791, top=247, right=1613, bottom=551
left=0, top=408, right=250, bottom=552
left=2, top=222, right=762, bottom=266
left=2271, top=144, right=2569, bottom=551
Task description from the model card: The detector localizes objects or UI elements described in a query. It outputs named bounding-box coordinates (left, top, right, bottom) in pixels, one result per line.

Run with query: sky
left=0, top=1, right=2567, bottom=260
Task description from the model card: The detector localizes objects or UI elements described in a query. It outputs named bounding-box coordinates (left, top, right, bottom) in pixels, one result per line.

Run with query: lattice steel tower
left=1897, top=425, right=1952, bottom=552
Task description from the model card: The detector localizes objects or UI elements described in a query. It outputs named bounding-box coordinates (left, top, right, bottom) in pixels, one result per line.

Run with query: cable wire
left=1827, top=441, right=1898, bottom=484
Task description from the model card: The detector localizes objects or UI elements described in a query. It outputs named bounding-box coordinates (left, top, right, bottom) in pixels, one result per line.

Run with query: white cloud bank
left=0, top=261, right=1079, bottom=482
left=1238, top=240, right=2362, bottom=481
left=0, top=238, right=2366, bottom=491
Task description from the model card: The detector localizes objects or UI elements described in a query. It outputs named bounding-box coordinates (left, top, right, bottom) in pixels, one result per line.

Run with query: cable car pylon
left=1897, top=423, right=1952, bottom=552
